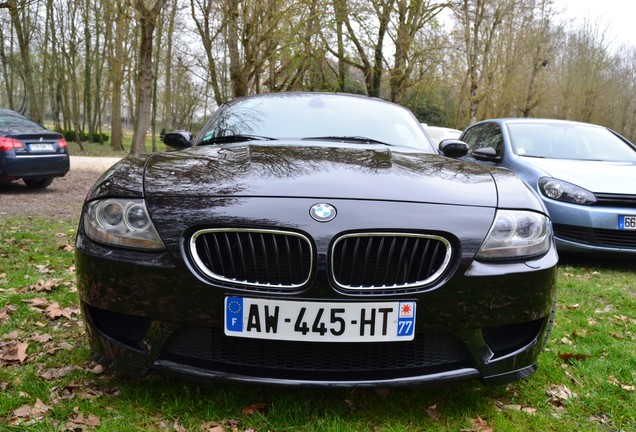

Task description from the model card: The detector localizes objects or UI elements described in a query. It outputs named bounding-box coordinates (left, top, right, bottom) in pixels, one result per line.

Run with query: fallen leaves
left=12, top=398, right=52, bottom=420
left=0, top=340, right=29, bottom=364
left=0, top=303, right=17, bottom=320
left=23, top=297, right=80, bottom=321
left=558, top=352, right=592, bottom=362
left=608, top=376, right=636, bottom=392
left=467, top=415, right=494, bottom=432
left=547, top=384, right=578, bottom=407
left=65, top=411, right=101, bottom=428
left=241, top=402, right=271, bottom=416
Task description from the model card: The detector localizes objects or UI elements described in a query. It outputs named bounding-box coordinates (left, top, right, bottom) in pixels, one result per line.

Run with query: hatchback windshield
left=197, top=94, right=435, bottom=152
left=508, top=122, right=636, bottom=162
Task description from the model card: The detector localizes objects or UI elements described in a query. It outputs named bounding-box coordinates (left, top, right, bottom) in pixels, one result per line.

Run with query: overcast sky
left=556, top=0, right=634, bottom=49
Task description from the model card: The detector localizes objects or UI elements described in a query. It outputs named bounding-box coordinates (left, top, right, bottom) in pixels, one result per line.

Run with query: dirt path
left=0, top=158, right=119, bottom=220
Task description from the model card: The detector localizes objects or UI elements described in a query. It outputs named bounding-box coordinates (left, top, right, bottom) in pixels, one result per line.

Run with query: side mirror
left=472, top=147, right=502, bottom=162
left=162, top=130, right=194, bottom=149
left=438, top=139, right=469, bottom=158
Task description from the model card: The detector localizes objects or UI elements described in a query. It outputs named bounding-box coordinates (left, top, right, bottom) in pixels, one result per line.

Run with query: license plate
left=29, top=143, right=54, bottom=151
left=619, top=215, right=636, bottom=230
left=225, top=297, right=416, bottom=342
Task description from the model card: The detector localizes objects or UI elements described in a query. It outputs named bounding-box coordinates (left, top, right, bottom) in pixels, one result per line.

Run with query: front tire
left=24, top=177, right=54, bottom=189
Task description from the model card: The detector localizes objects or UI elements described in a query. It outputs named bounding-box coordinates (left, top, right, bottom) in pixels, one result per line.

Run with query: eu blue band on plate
left=226, top=296, right=243, bottom=332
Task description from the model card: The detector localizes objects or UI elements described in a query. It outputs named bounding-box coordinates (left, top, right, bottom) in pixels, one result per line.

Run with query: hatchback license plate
left=225, top=296, right=416, bottom=342
left=29, top=143, right=54, bottom=151
left=619, top=215, right=636, bottom=230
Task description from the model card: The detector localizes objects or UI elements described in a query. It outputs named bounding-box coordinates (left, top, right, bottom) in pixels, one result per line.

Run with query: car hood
left=522, top=157, right=636, bottom=194
left=140, top=143, right=499, bottom=207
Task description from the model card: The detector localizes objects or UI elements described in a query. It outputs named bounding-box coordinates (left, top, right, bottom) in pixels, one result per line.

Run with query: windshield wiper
left=199, top=134, right=277, bottom=145
left=301, top=136, right=392, bottom=145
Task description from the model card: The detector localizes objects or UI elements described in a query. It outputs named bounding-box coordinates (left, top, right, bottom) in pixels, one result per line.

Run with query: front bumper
left=545, top=199, right=636, bottom=255
left=76, top=231, right=558, bottom=387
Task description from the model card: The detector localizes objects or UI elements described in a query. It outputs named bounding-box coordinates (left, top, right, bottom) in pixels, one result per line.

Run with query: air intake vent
left=188, top=228, right=313, bottom=290
left=594, top=193, right=636, bottom=208
left=331, top=232, right=452, bottom=291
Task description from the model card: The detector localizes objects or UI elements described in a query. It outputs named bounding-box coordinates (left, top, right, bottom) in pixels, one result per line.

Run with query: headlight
left=539, top=177, right=596, bottom=205
left=83, top=199, right=165, bottom=250
left=476, top=210, right=552, bottom=259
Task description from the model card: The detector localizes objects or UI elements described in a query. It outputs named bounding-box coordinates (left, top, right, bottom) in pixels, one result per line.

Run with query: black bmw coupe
left=75, top=93, right=557, bottom=387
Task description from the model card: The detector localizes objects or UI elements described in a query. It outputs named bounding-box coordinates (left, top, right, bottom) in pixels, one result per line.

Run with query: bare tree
left=130, top=0, right=167, bottom=154
left=389, top=0, right=445, bottom=103
left=451, top=0, right=518, bottom=124
left=4, top=0, right=40, bottom=122
left=103, top=0, right=128, bottom=150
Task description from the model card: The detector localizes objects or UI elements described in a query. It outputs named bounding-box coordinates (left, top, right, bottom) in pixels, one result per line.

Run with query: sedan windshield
left=196, top=94, right=435, bottom=152
left=0, top=113, right=42, bottom=130
left=508, top=122, right=636, bottom=162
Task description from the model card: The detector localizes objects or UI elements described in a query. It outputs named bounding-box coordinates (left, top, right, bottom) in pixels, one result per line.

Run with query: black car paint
left=76, top=138, right=557, bottom=387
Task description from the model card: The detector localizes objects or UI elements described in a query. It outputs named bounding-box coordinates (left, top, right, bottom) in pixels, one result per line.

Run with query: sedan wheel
left=24, top=177, right=54, bottom=189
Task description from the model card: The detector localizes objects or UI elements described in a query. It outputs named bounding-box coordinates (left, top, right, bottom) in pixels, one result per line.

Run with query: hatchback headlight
left=539, top=177, right=596, bottom=205
left=476, top=210, right=552, bottom=259
left=83, top=199, right=165, bottom=250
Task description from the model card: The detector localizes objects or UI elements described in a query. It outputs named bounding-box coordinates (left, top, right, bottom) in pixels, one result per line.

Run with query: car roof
left=0, top=107, right=26, bottom=117
left=472, top=118, right=607, bottom=129
left=225, top=91, right=405, bottom=109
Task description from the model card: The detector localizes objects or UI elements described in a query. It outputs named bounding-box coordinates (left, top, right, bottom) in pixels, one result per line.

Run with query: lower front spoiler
left=85, top=306, right=546, bottom=388
left=92, top=352, right=537, bottom=388
left=151, top=360, right=536, bottom=388
left=153, top=360, right=481, bottom=387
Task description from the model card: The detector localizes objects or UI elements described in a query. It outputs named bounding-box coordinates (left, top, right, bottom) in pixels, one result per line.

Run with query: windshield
left=0, top=113, right=43, bottom=130
left=196, top=94, right=435, bottom=152
left=507, top=122, right=636, bottom=162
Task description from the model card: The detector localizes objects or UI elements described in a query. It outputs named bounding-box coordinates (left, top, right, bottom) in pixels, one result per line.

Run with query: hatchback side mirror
left=162, top=131, right=194, bottom=149
left=472, top=147, right=502, bottom=162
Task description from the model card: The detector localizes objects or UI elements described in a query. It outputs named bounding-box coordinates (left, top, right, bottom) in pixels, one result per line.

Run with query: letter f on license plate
left=224, top=297, right=416, bottom=342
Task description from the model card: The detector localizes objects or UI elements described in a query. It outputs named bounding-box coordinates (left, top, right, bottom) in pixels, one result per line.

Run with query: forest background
left=1, top=0, right=634, bottom=155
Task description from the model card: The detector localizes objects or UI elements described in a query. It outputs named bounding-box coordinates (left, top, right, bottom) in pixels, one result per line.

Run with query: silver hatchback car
left=460, top=118, right=636, bottom=256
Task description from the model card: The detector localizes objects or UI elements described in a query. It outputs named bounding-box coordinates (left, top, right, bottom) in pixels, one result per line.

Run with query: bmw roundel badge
left=310, top=203, right=337, bottom=222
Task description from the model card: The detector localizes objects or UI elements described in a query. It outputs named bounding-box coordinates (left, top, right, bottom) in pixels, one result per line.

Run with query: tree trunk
left=227, top=0, right=247, bottom=98
left=131, top=0, right=167, bottom=155
left=7, top=0, right=40, bottom=122
left=0, top=23, right=15, bottom=110
left=109, top=0, right=128, bottom=151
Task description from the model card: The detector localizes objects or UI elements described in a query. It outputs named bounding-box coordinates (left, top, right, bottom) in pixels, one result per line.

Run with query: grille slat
left=331, top=233, right=452, bottom=292
left=396, top=238, right=410, bottom=285
left=189, top=228, right=313, bottom=291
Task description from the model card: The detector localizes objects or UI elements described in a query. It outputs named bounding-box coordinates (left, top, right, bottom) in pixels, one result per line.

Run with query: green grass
left=66, top=131, right=168, bottom=157
left=1, top=216, right=635, bottom=430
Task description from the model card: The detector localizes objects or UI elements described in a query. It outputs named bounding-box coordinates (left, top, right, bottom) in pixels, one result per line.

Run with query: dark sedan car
left=460, top=118, right=636, bottom=256
left=0, top=108, right=69, bottom=188
left=76, top=93, right=557, bottom=387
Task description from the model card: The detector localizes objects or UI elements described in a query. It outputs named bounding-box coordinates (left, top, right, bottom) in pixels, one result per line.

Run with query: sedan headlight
left=476, top=210, right=552, bottom=259
left=539, top=177, right=596, bottom=205
left=83, top=198, right=165, bottom=250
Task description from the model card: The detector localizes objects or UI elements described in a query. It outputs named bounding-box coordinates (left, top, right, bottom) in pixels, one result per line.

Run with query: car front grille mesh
left=188, top=229, right=453, bottom=292
left=594, top=193, right=636, bottom=208
left=553, top=224, right=636, bottom=249
left=331, top=233, right=452, bottom=291
left=161, top=326, right=471, bottom=381
left=189, top=228, right=313, bottom=290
